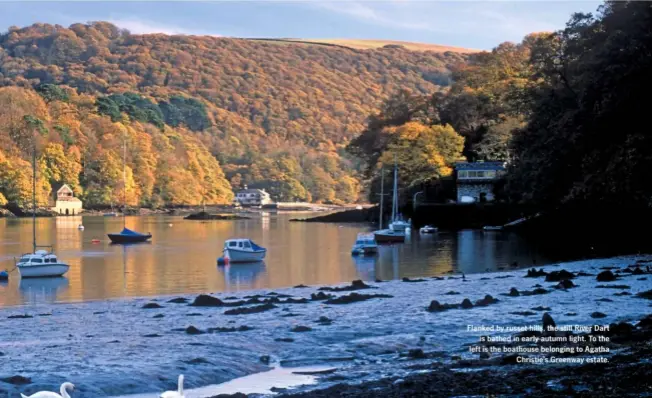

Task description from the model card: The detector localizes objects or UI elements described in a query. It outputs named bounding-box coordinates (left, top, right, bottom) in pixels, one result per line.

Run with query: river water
left=0, top=213, right=551, bottom=307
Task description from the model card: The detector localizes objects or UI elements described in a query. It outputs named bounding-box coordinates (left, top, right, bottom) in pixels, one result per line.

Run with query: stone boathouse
left=455, top=161, right=506, bottom=203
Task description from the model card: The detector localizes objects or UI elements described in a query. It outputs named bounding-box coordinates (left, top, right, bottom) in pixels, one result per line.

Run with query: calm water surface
left=0, top=213, right=551, bottom=307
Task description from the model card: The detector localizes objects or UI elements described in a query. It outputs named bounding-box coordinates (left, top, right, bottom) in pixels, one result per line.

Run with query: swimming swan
left=160, top=374, right=184, bottom=398
left=21, top=382, right=74, bottom=398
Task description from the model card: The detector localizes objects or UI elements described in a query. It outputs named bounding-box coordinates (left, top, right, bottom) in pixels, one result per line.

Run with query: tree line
left=0, top=22, right=465, bottom=206
left=349, top=1, right=652, bottom=211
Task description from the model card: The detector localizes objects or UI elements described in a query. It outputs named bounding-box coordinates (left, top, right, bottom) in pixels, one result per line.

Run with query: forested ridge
left=350, top=1, right=652, bottom=212
left=0, top=22, right=467, bottom=209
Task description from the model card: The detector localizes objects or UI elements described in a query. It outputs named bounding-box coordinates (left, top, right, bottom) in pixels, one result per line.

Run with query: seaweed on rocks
left=167, top=297, right=189, bottom=304
left=525, top=268, right=547, bottom=277
left=461, top=298, right=474, bottom=309
left=275, top=337, right=295, bottom=342
left=510, top=311, right=537, bottom=316
left=402, top=277, right=427, bottom=283
left=475, top=295, right=498, bottom=306
left=7, top=314, right=33, bottom=319
left=555, top=279, right=576, bottom=289
left=426, top=300, right=457, bottom=312
left=185, top=326, right=205, bottom=335
left=597, top=270, right=617, bottom=282
left=591, top=312, right=608, bottom=319
left=531, top=306, right=551, bottom=311
left=207, top=326, right=254, bottom=333
left=636, top=290, right=652, bottom=299
left=291, top=325, right=313, bottom=332
left=224, top=303, right=277, bottom=315
left=445, top=291, right=460, bottom=295
left=324, top=292, right=393, bottom=305
left=545, top=270, right=575, bottom=282
left=318, top=280, right=374, bottom=292
left=142, top=302, right=164, bottom=309
left=190, top=294, right=225, bottom=307
left=311, top=292, right=334, bottom=301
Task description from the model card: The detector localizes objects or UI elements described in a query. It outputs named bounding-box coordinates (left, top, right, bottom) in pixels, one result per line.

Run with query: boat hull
left=224, top=248, right=267, bottom=263
left=107, top=233, right=152, bottom=244
left=18, top=263, right=69, bottom=278
left=374, top=230, right=406, bottom=243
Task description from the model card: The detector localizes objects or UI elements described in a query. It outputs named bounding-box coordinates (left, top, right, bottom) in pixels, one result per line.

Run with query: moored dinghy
left=223, top=239, right=267, bottom=263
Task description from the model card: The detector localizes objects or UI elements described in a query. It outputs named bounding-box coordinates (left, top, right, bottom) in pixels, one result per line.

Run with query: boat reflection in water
left=219, top=261, right=266, bottom=291
left=19, top=277, right=69, bottom=304
left=352, top=255, right=377, bottom=281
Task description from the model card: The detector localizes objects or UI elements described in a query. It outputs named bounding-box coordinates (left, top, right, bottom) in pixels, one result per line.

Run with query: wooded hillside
left=0, top=22, right=468, bottom=207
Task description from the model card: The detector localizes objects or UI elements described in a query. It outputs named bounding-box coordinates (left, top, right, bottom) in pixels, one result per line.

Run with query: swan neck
left=61, top=384, right=71, bottom=398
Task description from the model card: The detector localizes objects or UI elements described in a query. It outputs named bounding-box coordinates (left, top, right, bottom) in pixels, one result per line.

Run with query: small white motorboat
left=78, top=224, right=85, bottom=230
left=223, top=239, right=267, bottom=263
left=351, top=233, right=378, bottom=255
left=419, top=225, right=438, bottom=234
left=16, top=250, right=70, bottom=278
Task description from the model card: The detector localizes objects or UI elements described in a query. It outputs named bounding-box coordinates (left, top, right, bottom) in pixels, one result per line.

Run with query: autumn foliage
left=0, top=22, right=466, bottom=206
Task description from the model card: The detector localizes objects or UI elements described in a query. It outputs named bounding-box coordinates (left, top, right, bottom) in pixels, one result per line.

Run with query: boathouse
left=455, top=161, right=506, bottom=203
left=51, top=184, right=83, bottom=215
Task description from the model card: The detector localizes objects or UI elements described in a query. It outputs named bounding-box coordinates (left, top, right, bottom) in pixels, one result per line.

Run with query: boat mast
left=391, top=161, right=398, bottom=223
left=379, top=167, right=384, bottom=230
left=32, top=140, right=36, bottom=253
left=123, top=137, right=126, bottom=229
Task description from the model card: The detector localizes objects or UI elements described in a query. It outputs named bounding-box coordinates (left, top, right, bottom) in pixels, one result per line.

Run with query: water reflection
left=352, top=255, right=376, bottom=281
left=219, top=261, right=267, bottom=291
left=0, top=215, right=552, bottom=307
left=19, top=277, right=69, bottom=304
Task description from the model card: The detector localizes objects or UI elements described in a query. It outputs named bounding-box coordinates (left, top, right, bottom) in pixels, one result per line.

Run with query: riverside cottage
left=234, top=187, right=272, bottom=207
left=455, top=161, right=506, bottom=203
left=50, top=184, right=83, bottom=215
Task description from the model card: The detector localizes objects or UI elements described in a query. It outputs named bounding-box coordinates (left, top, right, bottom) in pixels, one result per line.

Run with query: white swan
left=21, top=382, right=74, bottom=398
left=160, top=374, right=184, bottom=398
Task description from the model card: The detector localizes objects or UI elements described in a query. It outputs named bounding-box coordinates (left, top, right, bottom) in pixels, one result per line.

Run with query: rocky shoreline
left=282, top=311, right=652, bottom=397
left=1, top=257, right=651, bottom=397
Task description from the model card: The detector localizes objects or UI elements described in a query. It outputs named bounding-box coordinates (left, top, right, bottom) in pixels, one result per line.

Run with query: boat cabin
left=18, top=250, right=60, bottom=265
left=355, top=233, right=376, bottom=245
left=224, top=239, right=265, bottom=251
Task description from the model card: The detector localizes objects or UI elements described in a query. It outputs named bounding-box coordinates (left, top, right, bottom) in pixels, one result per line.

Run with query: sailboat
left=373, top=163, right=406, bottom=243
left=15, top=140, right=70, bottom=278
left=107, top=138, right=152, bottom=244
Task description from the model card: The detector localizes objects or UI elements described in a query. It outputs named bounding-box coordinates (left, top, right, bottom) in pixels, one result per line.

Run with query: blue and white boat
left=16, top=250, right=69, bottom=278
left=351, top=233, right=378, bottom=255
left=223, top=239, right=267, bottom=263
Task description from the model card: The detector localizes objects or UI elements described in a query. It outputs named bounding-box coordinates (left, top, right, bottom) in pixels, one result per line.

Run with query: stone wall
left=457, top=183, right=495, bottom=203
left=53, top=200, right=83, bottom=215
